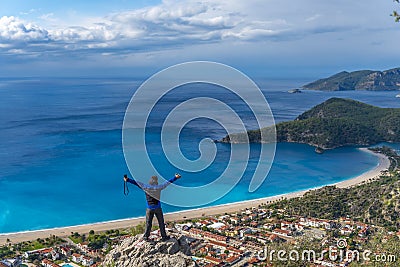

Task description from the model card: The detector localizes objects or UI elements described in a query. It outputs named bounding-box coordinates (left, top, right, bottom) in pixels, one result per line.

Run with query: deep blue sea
left=1, top=77, right=400, bottom=233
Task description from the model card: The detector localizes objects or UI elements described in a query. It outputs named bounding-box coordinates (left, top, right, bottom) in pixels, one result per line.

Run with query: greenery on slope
left=267, top=170, right=400, bottom=231
left=265, top=229, right=400, bottom=267
left=264, top=148, right=400, bottom=266
left=302, top=67, right=400, bottom=91
left=223, top=98, right=400, bottom=149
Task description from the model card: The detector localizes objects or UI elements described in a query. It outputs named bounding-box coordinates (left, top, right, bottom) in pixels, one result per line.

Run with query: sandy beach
left=0, top=148, right=390, bottom=246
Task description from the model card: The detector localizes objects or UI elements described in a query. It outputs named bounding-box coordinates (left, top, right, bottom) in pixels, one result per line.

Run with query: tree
left=393, top=0, right=400, bottom=22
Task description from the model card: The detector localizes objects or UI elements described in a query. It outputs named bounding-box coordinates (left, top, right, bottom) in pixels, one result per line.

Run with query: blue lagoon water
left=0, top=77, right=400, bottom=233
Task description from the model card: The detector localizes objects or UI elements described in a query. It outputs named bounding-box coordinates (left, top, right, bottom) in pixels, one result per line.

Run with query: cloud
left=0, top=0, right=398, bottom=68
left=0, top=16, right=49, bottom=42
left=0, top=1, right=292, bottom=57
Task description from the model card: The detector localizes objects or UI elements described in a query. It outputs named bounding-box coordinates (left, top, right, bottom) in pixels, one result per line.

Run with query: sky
left=0, top=0, right=399, bottom=79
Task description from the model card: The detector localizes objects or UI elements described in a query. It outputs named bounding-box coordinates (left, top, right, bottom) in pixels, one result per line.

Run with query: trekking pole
left=124, top=174, right=129, bottom=196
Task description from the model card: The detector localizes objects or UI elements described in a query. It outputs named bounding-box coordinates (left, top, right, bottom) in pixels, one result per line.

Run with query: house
left=339, top=217, right=354, bottom=229
left=263, top=223, right=274, bottom=230
left=241, top=241, right=263, bottom=251
left=188, top=228, right=227, bottom=242
left=272, top=228, right=291, bottom=237
left=50, top=250, right=59, bottom=261
left=78, top=242, right=89, bottom=253
left=41, top=259, right=52, bottom=267
left=299, top=217, right=308, bottom=226
left=320, top=220, right=334, bottom=230
left=249, top=221, right=258, bottom=228
left=340, top=227, right=353, bottom=236
left=247, top=257, right=261, bottom=266
left=226, top=255, right=240, bottom=265
left=307, top=218, right=322, bottom=228
left=41, top=259, right=61, bottom=267
left=0, top=258, right=22, bottom=267
left=217, top=225, right=229, bottom=233
left=209, top=218, right=219, bottom=224
left=218, top=215, right=230, bottom=221
left=81, top=256, right=94, bottom=266
left=239, top=228, right=252, bottom=238
left=244, top=233, right=258, bottom=241
left=204, top=256, right=222, bottom=265
left=230, top=217, right=239, bottom=225
left=268, top=234, right=284, bottom=243
left=199, top=220, right=211, bottom=227
left=256, top=237, right=269, bottom=244
left=358, top=228, right=368, bottom=238
left=208, top=222, right=226, bottom=230
left=175, top=223, right=192, bottom=232
left=24, top=248, right=54, bottom=259
left=281, top=221, right=294, bottom=230
left=225, top=229, right=238, bottom=237
left=208, top=240, right=227, bottom=251
left=249, top=213, right=258, bottom=220
left=244, top=209, right=252, bottom=215
left=72, top=253, right=82, bottom=263
left=241, top=216, right=251, bottom=222
left=60, top=246, right=71, bottom=256
left=294, top=223, right=304, bottom=231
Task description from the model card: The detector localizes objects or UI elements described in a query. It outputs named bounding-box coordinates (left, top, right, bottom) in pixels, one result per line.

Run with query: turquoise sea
left=0, top=77, right=400, bottom=233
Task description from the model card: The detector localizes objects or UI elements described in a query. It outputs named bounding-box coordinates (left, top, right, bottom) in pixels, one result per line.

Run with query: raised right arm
left=125, top=177, right=145, bottom=189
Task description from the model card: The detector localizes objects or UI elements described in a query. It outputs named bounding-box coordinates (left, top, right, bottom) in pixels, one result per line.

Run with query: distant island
left=303, top=67, right=400, bottom=91
left=220, top=98, right=400, bottom=150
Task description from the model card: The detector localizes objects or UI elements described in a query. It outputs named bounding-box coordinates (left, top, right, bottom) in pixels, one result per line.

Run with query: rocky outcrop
left=102, top=235, right=196, bottom=267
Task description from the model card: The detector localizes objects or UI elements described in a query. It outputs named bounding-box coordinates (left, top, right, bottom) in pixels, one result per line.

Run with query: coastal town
left=1, top=202, right=399, bottom=267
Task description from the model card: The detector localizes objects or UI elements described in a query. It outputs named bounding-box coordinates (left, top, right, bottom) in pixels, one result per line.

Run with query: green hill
left=303, top=68, right=400, bottom=91
left=268, top=167, right=400, bottom=230
left=221, top=98, right=400, bottom=149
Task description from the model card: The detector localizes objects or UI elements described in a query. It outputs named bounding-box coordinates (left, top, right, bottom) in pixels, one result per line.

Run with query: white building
left=0, top=258, right=22, bottom=267
left=81, top=256, right=94, bottom=266
left=72, top=253, right=82, bottom=263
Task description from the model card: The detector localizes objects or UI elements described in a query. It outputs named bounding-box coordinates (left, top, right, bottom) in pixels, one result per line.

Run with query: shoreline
left=0, top=148, right=390, bottom=245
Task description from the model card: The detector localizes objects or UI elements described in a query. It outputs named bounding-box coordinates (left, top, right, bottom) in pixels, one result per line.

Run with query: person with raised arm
left=123, top=173, right=181, bottom=241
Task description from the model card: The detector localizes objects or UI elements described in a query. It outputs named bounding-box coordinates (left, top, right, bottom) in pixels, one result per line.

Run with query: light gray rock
left=102, top=235, right=196, bottom=267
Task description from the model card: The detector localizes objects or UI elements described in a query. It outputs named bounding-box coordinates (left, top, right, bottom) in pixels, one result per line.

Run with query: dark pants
left=144, top=207, right=167, bottom=238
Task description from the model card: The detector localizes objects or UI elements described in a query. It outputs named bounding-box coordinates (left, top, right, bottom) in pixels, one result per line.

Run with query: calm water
left=0, top=77, right=399, bottom=233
